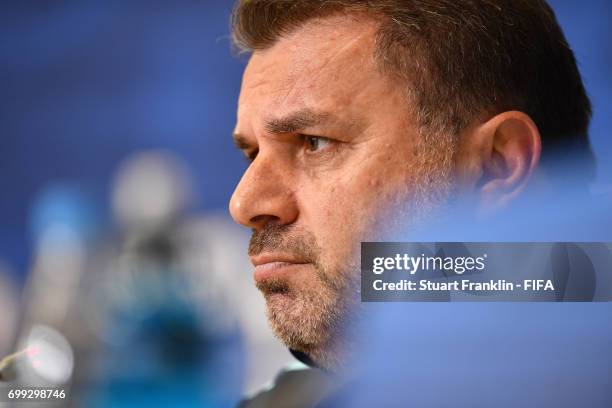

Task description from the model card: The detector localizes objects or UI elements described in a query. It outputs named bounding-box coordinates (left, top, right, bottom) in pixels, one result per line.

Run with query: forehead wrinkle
left=270, top=16, right=381, bottom=111
left=302, top=20, right=378, bottom=78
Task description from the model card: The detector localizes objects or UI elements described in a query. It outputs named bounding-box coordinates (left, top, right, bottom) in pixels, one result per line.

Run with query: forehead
left=237, top=14, right=394, bottom=126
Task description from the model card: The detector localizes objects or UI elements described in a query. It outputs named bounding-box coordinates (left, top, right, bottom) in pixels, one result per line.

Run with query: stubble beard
left=251, top=224, right=361, bottom=370
left=250, top=130, right=456, bottom=370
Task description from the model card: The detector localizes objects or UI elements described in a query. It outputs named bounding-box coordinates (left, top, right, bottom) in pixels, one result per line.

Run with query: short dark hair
left=232, top=0, right=595, bottom=181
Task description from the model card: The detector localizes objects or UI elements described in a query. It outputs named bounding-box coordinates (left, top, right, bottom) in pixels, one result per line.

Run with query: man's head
left=229, top=0, right=593, bottom=368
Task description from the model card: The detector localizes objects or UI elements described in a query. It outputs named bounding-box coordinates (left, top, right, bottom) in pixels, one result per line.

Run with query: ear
left=456, top=111, right=541, bottom=211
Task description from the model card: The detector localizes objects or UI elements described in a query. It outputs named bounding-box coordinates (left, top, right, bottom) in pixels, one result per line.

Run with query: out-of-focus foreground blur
left=0, top=1, right=610, bottom=407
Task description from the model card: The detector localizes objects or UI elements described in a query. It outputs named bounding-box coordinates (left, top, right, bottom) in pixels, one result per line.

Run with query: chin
left=263, top=287, right=353, bottom=370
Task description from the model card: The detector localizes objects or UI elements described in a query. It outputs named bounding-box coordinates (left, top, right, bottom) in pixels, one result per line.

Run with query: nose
left=229, top=154, right=298, bottom=230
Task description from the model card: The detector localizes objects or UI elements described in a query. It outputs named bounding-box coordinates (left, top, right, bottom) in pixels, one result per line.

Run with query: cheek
left=299, top=173, right=393, bottom=258
left=295, top=140, right=419, bottom=262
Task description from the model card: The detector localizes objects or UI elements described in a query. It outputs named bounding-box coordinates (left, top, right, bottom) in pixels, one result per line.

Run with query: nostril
left=250, top=214, right=280, bottom=228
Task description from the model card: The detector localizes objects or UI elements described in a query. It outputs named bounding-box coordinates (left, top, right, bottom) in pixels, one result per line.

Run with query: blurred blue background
left=0, top=1, right=247, bottom=282
left=0, top=0, right=610, bottom=284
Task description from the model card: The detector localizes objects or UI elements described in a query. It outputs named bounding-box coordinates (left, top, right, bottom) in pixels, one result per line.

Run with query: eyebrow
left=265, top=108, right=332, bottom=135
left=232, top=108, right=334, bottom=151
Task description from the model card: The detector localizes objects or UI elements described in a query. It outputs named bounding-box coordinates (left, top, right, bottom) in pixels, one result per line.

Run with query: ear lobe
left=477, top=111, right=541, bottom=209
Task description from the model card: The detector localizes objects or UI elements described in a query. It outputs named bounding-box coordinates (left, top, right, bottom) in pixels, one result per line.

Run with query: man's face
left=230, top=15, right=453, bottom=367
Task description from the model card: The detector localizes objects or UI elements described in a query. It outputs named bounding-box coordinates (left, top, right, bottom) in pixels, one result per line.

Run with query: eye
left=304, top=135, right=332, bottom=152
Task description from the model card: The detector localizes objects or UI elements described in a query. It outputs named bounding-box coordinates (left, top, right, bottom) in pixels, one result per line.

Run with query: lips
left=251, top=254, right=310, bottom=282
